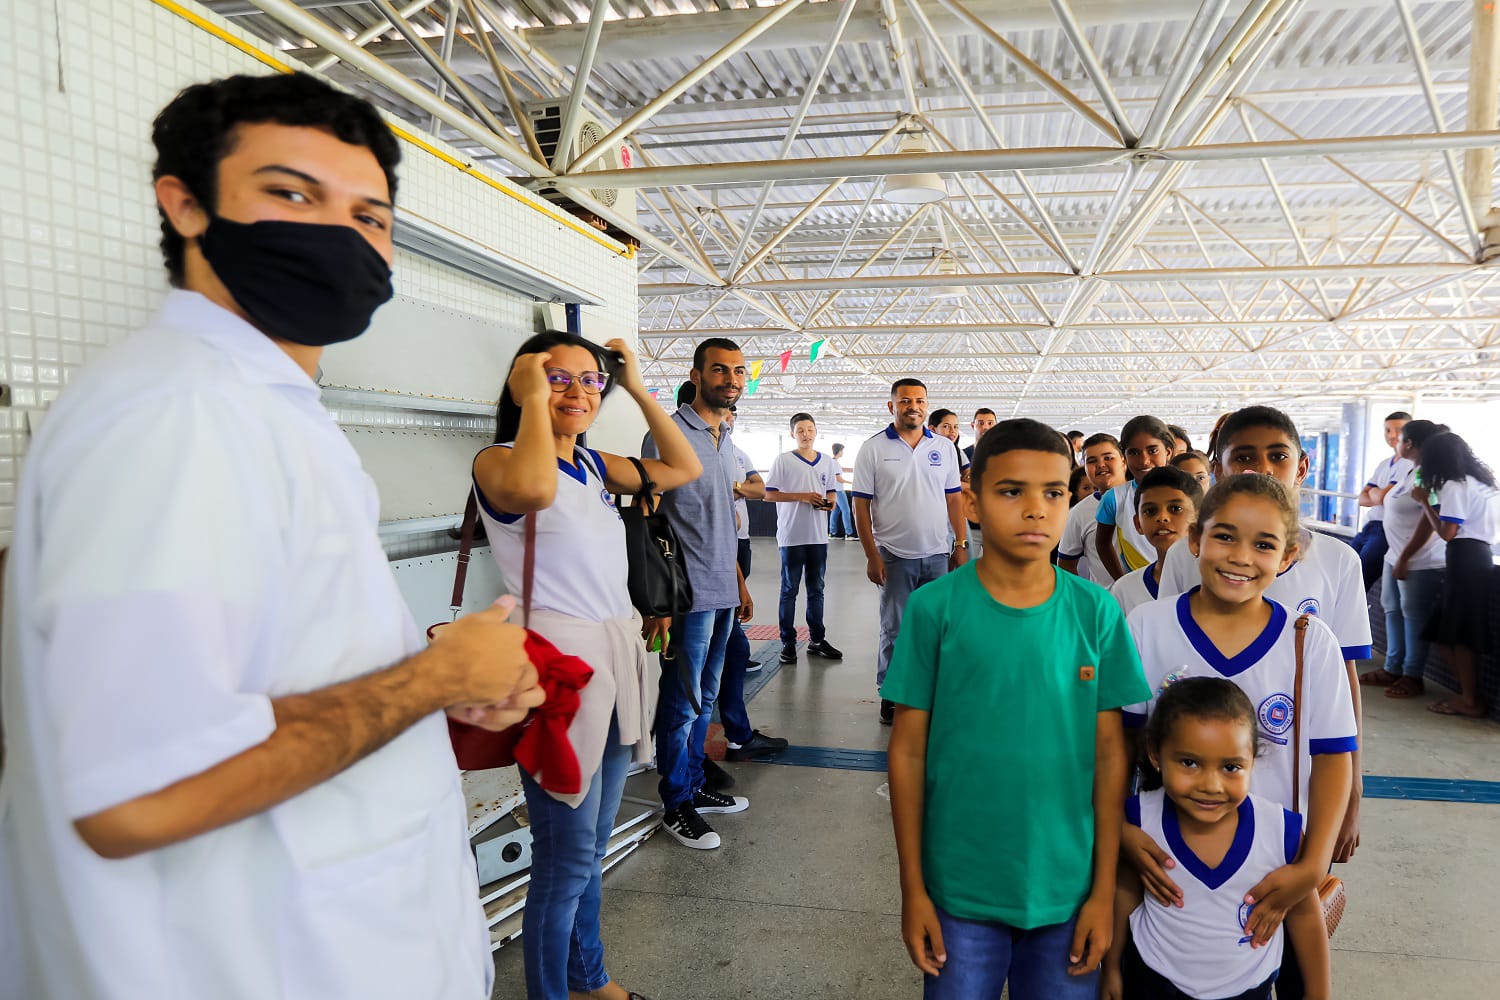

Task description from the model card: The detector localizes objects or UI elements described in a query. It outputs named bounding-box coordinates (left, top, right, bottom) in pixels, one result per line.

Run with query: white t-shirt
left=1127, top=789, right=1300, bottom=998
left=1433, top=476, right=1500, bottom=543
left=830, top=455, right=847, bottom=489
left=476, top=446, right=632, bottom=622
left=1382, top=467, right=1445, bottom=571
left=765, top=450, right=837, bottom=547
left=733, top=446, right=754, bottom=541
left=852, top=424, right=962, bottom=559
left=1124, top=593, right=1359, bottom=813
left=1061, top=493, right=1106, bottom=584
left=0, top=292, right=490, bottom=1000
left=1158, top=528, right=1373, bottom=661
left=1110, top=563, right=1161, bottom=618
left=1096, top=481, right=1155, bottom=572
left=1363, top=455, right=1413, bottom=522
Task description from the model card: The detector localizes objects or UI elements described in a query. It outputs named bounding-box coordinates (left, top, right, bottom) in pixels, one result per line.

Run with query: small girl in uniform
left=1171, top=450, right=1214, bottom=493
left=1103, top=677, right=1331, bottom=1000
left=1412, top=431, right=1499, bottom=718
left=1122, top=475, right=1355, bottom=1000
left=1096, top=415, right=1176, bottom=581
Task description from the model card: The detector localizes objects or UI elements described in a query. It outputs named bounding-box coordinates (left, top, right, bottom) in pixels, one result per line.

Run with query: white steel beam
left=566, top=0, right=810, bottom=174
left=931, top=0, right=1123, bottom=143
left=553, top=130, right=1500, bottom=191
left=1048, top=0, right=1138, bottom=144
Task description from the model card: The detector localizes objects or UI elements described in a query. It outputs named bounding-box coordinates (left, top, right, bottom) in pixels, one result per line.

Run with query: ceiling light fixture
left=931, top=250, right=966, bottom=299
left=882, top=131, right=947, bottom=204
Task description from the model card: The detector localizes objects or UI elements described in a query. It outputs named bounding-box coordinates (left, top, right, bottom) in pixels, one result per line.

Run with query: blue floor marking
left=740, top=745, right=1500, bottom=803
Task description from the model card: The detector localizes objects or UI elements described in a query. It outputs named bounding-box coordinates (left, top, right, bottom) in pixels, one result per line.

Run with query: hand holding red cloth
left=446, top=630, right=594, bottom=794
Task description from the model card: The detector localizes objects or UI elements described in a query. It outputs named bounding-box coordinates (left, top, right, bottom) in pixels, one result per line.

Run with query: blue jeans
left=877, top=548, right=949, bottom=691
left=655, top=607, right=734, bottom=809
left=520, top=714, right=633, bottom=1000
left=1350, top=519, right=1388, bottom=592
left=779, top=543, right=828, bottom=645
left=720, top=620, right=754, bottom=745
left=1382, top=562, right=1443, bottom=678
left=924, top=906, right=1098, bottom=1000
left=830, top=490, right=855, bottom=536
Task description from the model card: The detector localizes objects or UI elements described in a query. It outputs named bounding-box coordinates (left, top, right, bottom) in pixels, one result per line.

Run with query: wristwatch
left=955, top=539, right=969, bottom=550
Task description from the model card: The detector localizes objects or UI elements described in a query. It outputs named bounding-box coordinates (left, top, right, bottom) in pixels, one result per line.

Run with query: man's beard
left=701, top=383, right=739, bottom=409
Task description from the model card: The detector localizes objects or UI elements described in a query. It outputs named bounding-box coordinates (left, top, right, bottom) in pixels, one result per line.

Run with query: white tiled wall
left=0, top=0, right=640, bottom=550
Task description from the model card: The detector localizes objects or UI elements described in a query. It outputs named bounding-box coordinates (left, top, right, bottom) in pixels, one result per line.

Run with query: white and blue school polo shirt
left=1432, top=477, right=1500, bottom=543
left=851, top=424, right=962, bottom=560
left=1127, top=788, right=1301, bottom=998
left=1157, top=528, right=1373, bottom=662
left=1124, top=592, right=1359, bottom=814
left=1109, top=563, right=1160, bottom=618
left=765, top=449, right=837, bottom=547
left=1364, top=454, right=1413, bottom=522
left=1061, top=492, right=1106, bottom=584
left=475, top=445, right=632, bottom=622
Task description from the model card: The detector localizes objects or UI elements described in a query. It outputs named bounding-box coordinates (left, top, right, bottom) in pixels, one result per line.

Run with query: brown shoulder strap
left=449, top=490, right=481, bottom=616
left=1292, top=612, right=1310, bottom=812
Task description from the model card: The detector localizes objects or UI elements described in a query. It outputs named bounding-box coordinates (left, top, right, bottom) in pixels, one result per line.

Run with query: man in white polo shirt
left=852, top=379, right=968, bottom=724
left=0, top=74, right=540, bottom=1000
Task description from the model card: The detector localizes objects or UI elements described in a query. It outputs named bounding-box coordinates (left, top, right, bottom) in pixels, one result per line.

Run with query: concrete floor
left=493, top=538, right=1500, bottom=999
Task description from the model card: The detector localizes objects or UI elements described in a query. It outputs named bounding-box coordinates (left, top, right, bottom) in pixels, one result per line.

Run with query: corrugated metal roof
left=203, top=0, right=1499, bottom=429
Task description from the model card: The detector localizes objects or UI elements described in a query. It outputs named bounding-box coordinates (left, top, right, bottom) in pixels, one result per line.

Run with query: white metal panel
left=322, top=294, right=531, bottom=404
left=345, top=427, right=490, bottom=521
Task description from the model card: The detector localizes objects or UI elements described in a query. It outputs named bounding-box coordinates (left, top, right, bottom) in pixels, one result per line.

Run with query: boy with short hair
left=764, top=412, right=843, bottom=665
left=1109, top=466, right=1204, bottom=617
left=1060, top=433, right=1125, bottom=585
left=884, top=419, right=1149, bottom=1000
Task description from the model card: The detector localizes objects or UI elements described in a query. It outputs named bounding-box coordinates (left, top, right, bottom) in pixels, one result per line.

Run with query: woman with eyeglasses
left=473, top=332, right=701, bottom=1000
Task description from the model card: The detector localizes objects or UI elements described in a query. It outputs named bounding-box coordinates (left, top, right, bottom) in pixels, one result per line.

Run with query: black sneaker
left=724, top=729, right=790, bottom=761
left=662, top=804, right=720, bottom=849
left=880, top=699, right=895, bottom=725
left=692, top=786, right=750, bottom=814
left=745, top=658, right=763, bottom=674
left=807, top=639, right=843, bottom=659
left=702, top=757, right=735, bottom=792
left=779, top=644, right=797, bottom=664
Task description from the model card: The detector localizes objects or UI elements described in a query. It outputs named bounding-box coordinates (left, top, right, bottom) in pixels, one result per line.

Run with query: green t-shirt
left=881, top=563, right=1149, bottom=928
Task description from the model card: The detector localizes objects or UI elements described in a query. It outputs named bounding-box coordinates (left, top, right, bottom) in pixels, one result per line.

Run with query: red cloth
left=446, top=630, right=594, bottom=794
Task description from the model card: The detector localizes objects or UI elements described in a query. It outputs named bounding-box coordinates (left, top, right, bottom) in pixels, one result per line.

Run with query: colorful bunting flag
left=747, top=378, right=761, bottom=395
left=750, top=359, right=765, bottom=381
left=809, top=339, right=826, bottom=363
left=779, top=349, right=793, bottom=373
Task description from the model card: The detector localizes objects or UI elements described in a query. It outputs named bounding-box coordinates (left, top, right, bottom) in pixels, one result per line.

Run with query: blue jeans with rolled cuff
left=654, top=607, right=734, bottom=809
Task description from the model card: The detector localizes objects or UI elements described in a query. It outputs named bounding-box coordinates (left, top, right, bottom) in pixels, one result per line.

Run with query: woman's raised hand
left=508, top=351, right=553, bottom=403
left=605, top=338, right=645, bottom=393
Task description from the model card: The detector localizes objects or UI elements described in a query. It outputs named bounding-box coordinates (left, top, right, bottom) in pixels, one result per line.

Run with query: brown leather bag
left=1291, top=613, right=1348, bottom=937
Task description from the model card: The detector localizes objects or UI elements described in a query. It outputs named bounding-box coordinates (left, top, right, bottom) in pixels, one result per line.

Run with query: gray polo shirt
left=642, top=404, right=740, bottom=612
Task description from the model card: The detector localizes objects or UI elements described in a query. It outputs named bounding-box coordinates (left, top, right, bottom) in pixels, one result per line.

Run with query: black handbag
left=617, top=456, right=693, bottom=618
left=616, top=456, right=700, bottom=713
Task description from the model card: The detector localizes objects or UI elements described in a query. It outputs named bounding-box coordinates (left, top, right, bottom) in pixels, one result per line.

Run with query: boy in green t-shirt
left=883, top=419, right=1150, bottom=1000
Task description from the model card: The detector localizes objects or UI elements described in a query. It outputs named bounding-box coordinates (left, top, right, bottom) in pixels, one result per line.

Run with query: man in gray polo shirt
left=642, top=338, right=785, bottom=849
left=852, top=378, right=969, bottom=724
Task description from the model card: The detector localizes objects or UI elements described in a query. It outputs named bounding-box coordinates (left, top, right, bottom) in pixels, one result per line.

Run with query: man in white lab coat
left=0, top=73, right=541, bottom=999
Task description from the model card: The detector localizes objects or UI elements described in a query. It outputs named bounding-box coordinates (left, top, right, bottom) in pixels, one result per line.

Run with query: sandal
left=1384, top=677, right=1424, bottom=699
left=1358, top=668, right=1400, bottom=687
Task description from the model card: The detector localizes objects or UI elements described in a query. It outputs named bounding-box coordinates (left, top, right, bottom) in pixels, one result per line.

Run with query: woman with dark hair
left=1364, top=420, right=1446, bottom=698
left=474, top=332, right=701, bottom=1000
left=1412, top=431, right=1499, bottom=718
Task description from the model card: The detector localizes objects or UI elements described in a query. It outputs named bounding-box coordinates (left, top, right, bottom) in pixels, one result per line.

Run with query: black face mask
left=197, top=217, right=394, bottom=347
